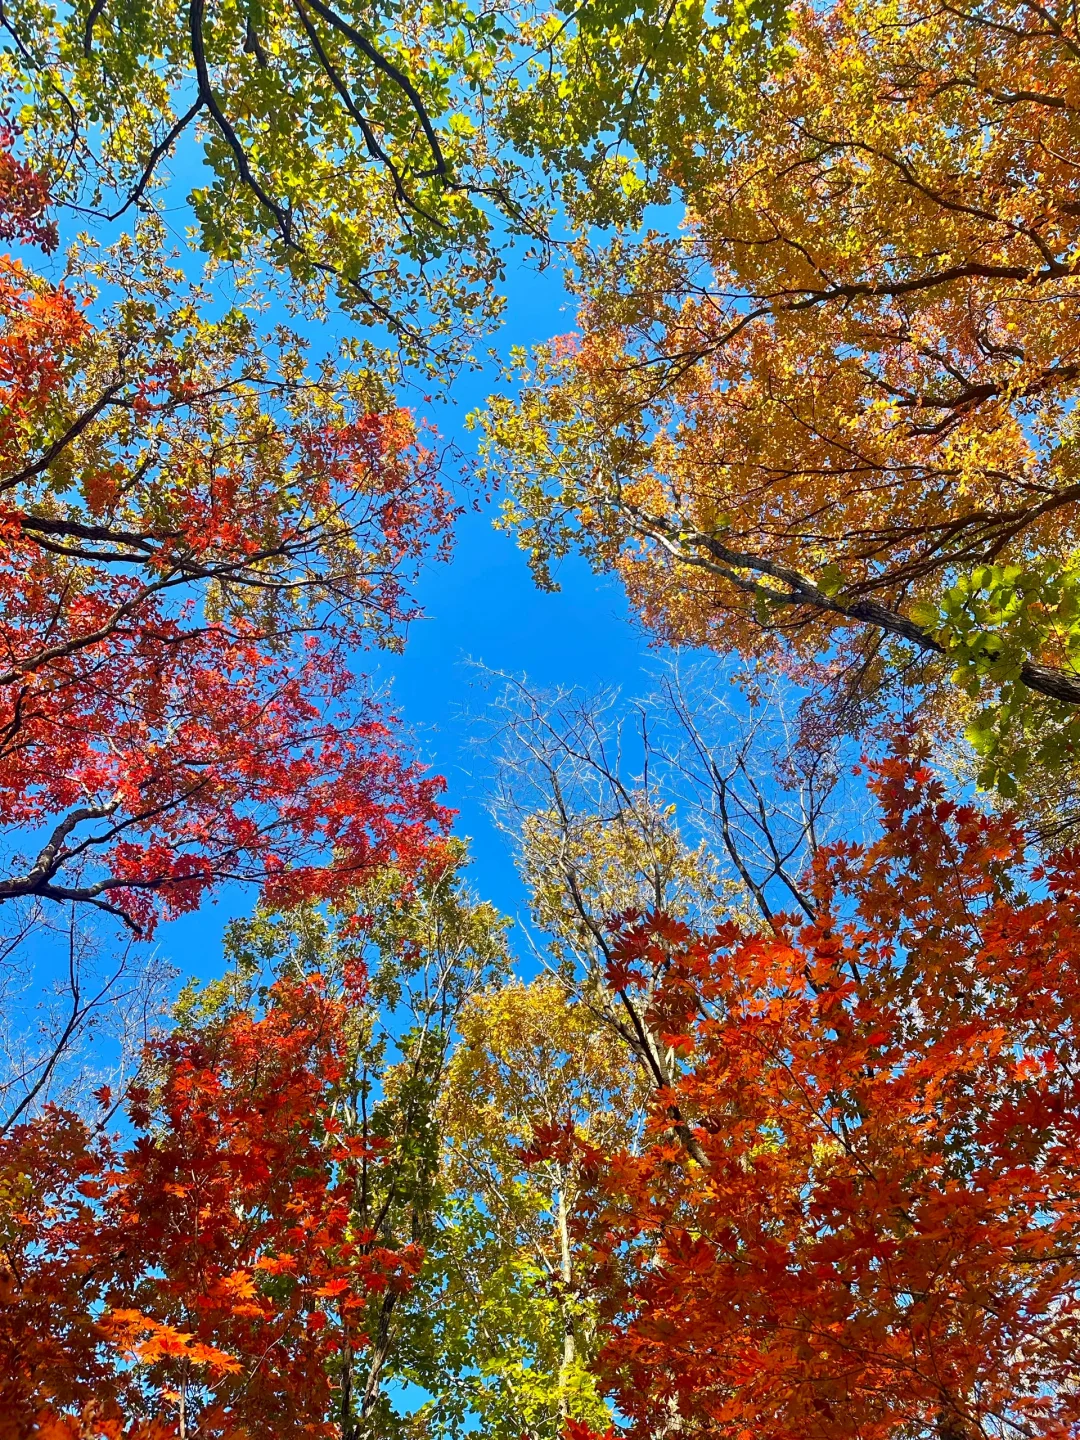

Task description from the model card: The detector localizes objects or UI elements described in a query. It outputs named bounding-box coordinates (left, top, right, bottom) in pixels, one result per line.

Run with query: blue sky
left=158, top=251, right=668, bottom=979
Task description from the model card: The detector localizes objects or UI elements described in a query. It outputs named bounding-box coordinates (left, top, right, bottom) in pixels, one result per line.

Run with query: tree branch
left=626, top=504, right=1080, bottom=706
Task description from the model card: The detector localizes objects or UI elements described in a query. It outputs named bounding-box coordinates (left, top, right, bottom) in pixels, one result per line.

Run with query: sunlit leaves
left=483, top=0, right=1080, bottom=797
left=0, top=208, right=457, bottom=934
left=0, top=0, right=521, bottom=364
left=569, top=750, right=1080, bottom=1440
left=1, top=971, right=421, bottom=1434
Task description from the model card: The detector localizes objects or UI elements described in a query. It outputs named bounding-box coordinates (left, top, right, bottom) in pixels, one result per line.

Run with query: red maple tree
left=0, top=139, right=455, bottom=935
left=0, top=130, right=446, bottom=1436
left=567, top=750, right=1080, bottom=1440
left=0, top=966, right=420, bottom=1438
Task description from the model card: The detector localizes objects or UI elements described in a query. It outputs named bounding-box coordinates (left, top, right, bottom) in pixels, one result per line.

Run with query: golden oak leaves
left=486, top=0, right=1080, bottom=738
left=0, top=970, right=421, bottom=1438
left=565, top=748, right=1080, bottom=1440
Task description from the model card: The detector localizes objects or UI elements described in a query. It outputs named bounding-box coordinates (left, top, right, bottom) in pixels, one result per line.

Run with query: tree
left=555, top=747, right=1080, bottom=1440
left=0, top=203, right=456, bottom=939
left=1, top=966, right=421, bottom=1437
left=0, top=0, right=790, bottom=364
left=481, top=0, right=1080, bottom=796
left=209, top=844, right=511, bottom=1438
left=350, top=666, right=865, bottom=1440
left=493, top=0, right=787, bottom=232
left=474, top=665, right=874, bottom=1164
left=0, top=904, right=173, bottom=1134
left=389, top=975, right=637, bottom=1440
left=0, top=120, right=56, bottom=251
left=0, top=0, right=518, bottom=362
left=0, top=845, right=508, bottom=1437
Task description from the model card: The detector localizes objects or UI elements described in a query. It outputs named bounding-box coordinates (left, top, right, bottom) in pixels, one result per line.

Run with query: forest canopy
left=2, top=0, right=1080, bottom=1437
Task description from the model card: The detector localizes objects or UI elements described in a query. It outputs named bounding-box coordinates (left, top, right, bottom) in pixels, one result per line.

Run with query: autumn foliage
left=0, top=125, right=446, bottom=1433
left=10, top=0, right=1080, bottom=1431
left=556, top=752, right=1080, bottom=1439
left=0, top=123, right=56, bottom=253
left=485, top=0, right=1080, bottom=781
left=0, top=968, right=420, bottom=1437
left=0, top=147, right=454, bottom=933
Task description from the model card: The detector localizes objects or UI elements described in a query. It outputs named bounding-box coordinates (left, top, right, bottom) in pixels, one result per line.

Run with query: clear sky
left=157, top=251, right=672, bottom=979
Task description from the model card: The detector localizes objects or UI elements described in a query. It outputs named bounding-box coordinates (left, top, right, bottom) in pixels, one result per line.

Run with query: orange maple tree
left=484, top=0, right=1080, bottom=773
left=558, top=749, right=1080, bottom=1440
left=0, top=965, right=420, bottom=1437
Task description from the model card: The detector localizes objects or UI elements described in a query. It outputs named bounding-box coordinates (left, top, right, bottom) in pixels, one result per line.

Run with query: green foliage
left=0, top=0, right=526, bottom=365
left=0, top=0, right=790, bottom=367
left=360, top=975, right=637, bottom=1438
left=385, top=1194, right=608, bottom=1440
left=498, top=0, right=790, bottom=227
left=913, top=563, right=1080, bottom=796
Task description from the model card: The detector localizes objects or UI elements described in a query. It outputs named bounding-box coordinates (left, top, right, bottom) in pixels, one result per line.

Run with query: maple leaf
left=0, top=971, right=419, bottom=1434
left=569, top=749, right=1080, bottom=1439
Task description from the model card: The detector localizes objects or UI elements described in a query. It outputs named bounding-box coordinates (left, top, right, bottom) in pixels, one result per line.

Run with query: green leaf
left=908, top=600, right=941, bottom=631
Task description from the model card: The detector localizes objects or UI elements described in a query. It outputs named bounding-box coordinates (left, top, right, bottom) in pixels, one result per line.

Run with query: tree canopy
left=482, top=0, right=1080, bottom=797
left=8, top=0, right=1080, bottom=1434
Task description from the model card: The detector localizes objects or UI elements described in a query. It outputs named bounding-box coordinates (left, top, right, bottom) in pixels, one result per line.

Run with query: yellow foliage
left=485, top=0, right=1080, bottom=737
